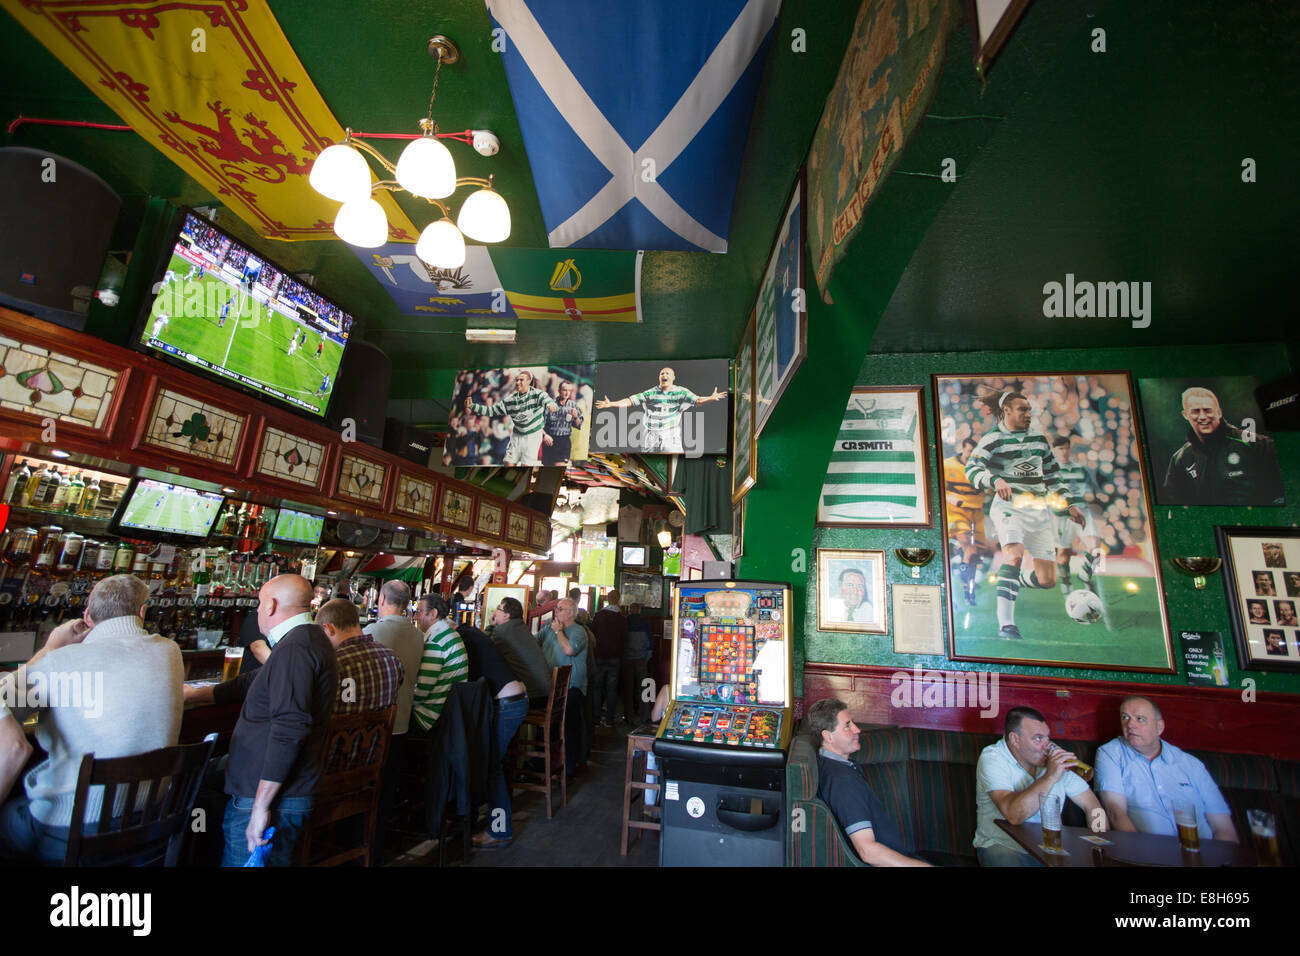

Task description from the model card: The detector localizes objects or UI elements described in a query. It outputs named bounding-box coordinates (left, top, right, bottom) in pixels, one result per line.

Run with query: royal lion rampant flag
left=486, top=0, right=781, bottom=252
left=4, top=0, right=417, bottom=241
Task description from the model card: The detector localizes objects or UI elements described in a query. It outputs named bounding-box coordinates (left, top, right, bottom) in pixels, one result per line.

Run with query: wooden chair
left=64, top=733, right=218, bottom=867
left=620, top=727, right=662, bottom=855
left=509, top=665, right=571, bottom=819
left=295, top=706, right=395, bottom=867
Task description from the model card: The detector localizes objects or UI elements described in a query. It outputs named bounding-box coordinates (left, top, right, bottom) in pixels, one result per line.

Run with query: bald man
left=186, top=573, right=338, bottom=866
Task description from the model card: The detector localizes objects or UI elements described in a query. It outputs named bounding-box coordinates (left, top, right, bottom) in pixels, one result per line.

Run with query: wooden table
left=620, top=726, right=662, bottom=856
left=995, top=819, right=1257, bottom=867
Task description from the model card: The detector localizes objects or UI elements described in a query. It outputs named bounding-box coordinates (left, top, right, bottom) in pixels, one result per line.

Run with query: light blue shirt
left=1094, top=737, right=1230, bottom=839
left=974, top=738, right=1089, bottom=850
left=267, top=611, right=313, bottom=647
left=539, top=623, right=587, bottom=694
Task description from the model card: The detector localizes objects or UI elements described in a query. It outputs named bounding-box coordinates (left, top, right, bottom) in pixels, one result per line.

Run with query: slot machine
left=654, top=579, right=793, bottom=866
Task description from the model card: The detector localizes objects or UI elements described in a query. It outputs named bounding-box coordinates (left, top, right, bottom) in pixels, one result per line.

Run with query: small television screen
left=621, top=545, right=647, bottom=567
left=272, top=507, right=325, bottom=546
left=110, top=477, right=225, bottom=540
left=136, top=209, right=354, bottom=419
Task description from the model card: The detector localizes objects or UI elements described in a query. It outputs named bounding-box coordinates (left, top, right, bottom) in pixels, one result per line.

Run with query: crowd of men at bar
left=0, top=570, right=654, bottom=865
left=0, top=568, right=1253, bottom=866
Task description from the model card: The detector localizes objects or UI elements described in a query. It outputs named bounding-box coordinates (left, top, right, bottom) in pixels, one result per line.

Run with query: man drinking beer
left=1094, top=696, right=1238, bottom=844
left=973, top=706, right=1107, bottom=866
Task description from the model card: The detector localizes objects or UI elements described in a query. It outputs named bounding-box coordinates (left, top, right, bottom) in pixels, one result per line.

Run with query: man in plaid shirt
left=315, top=599, right=403, bottom=716
left=542, top=380, right=584, bottom=466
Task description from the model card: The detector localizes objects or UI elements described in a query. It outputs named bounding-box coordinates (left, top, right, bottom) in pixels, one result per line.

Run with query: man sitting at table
left=1095, top=695, right=1238, bottom=843
left=0, top=574, right=184, bottom=864
left=808, top=698, right=931, bottom=866
left=973, top=706, right=1107, bottom=866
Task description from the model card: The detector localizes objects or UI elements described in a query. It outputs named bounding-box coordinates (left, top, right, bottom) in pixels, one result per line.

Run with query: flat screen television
left=109, top=477, right=226, bottom=542
left=620, top=545, right=647, bottom=567
left=272, top=507, right=325, bottom=546
left=134, top=208, right=354, bottom=419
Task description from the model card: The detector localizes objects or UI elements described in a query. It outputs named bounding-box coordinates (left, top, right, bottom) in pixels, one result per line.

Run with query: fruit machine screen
left=658, top=580, right=792, bottom=753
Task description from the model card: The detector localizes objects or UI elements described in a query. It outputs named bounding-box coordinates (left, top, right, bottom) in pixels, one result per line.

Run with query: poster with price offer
left=1180, top=630, right=1229, bottom=686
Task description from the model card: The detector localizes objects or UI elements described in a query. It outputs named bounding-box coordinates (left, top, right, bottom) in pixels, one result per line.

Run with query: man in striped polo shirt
left=596, top=367, right=725, bottom=454
left=465, top=370, right=559, bottom=466
left=1048, top=435, right=1103, bottom=597
left=410, top=593, right=468, bottom=734
left=965, top=390, right=1085, bottom=640
left=541, top=380, right=584, bottom=466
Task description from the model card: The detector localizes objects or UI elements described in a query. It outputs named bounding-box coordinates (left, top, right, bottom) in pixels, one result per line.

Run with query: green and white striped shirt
left=411, top=620, right=468, bottom=732
left=630, top=386, right=699, bottom=440
left=470, top=387, right=554, bottom=437
left=966, top=423, right=1079, bottom=507
left=1051, top=459, right=1090, bottom=514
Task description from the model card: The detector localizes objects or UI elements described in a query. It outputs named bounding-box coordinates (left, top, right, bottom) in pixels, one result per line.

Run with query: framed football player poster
left=817, top=386, right=931, bottom=527
left=1216, top=526, right=1300, bottom=672
left=753, top=169, right=807, bottom=437
left=933, top=371, right=1174, bottom=672
left=732, top=312, right=758, bottom=503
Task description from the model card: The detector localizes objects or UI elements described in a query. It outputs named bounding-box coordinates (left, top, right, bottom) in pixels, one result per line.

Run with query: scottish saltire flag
left=487, top=0, right=781, bottom=251
left=356, top=244, right=516, bottom=318
left=817, top=390, right=929, bottom=525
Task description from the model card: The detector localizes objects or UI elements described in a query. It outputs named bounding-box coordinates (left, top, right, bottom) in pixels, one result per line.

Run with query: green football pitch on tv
left=120, top=488, right=223, bottom=537
left=274, top=510, right=323, bottom=543
left=144, top=254, right=346, bottom=416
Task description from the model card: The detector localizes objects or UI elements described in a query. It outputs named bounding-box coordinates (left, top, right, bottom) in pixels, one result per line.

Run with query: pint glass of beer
left=1041, top=794, right=1064, bottom=852
left=1174, top=802, right=1200, bottom=852
left=1247, top=810, right=1280, bottom=866
left=222, top=645, right=243, bottom=682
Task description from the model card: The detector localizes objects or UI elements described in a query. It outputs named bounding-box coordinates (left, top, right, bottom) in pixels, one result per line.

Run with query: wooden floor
left=383, top=721, right=660, bottom=868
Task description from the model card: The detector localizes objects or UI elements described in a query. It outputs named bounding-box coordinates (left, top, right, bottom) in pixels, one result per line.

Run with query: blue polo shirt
left=1094, top=737, right=1230, bottom=839
left=816, top=749, right=911, bottom=860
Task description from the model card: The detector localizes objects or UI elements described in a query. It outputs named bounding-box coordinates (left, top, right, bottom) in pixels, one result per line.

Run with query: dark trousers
left=621, top=658, right=649, bottom=724
left=565, top=687, right=586, bottom=777
left=594, top=659, right=620, bottom=723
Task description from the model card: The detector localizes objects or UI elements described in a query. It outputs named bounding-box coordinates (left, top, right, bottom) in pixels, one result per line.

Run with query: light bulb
left=415, top=218, right=466, bottom=268
left=309, top=143, right=371, bottom=202
left=657, top=529, right=672, bottom=548
left=396, top=134, right=456, bottom=199
left=334, top=198, right=388, bottom=247
left=457, top=186, right=511, bottom=242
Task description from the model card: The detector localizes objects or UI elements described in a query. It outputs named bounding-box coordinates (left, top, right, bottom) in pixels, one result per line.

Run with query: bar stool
left=620, top=725, right=661, bottom=856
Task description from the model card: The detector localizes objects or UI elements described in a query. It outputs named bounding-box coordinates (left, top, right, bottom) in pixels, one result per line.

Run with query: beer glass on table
left=1041, top=794, right=1064, bottom=852
left=222, top=644, right=243, bottom=682
left=1174, top=802, right=1200, bottom=852
left=1248, top=809, right=1281, bottom=866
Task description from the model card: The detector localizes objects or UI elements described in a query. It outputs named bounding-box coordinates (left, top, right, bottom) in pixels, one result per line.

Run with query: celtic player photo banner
left=449, top=365, right=595, bottom=468
left=817, top=386, right=932, bottom=527
left=590, top=360, right=730, bottom=457
left=933, top=371, right=1174, bottom=673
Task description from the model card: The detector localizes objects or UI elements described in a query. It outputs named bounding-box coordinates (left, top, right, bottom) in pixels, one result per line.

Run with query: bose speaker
left=1256, top=375, right=1300, bottom=431
left=328, top=340, right=391, bottom=447
left=0, top=148, right=121, bottom=330
left=383, top=417, right=443, bottom=466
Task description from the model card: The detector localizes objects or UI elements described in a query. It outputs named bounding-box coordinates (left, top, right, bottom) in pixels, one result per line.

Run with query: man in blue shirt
left=537, top=598, right=587, bottom=779
left=808, top=698, right=930, bottom=866
left=1095, top=696, right=1237, bottom=843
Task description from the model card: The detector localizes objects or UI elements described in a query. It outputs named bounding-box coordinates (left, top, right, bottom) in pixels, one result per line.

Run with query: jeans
left=221, top=794, right=314, bottom=867
left=0, top=797, right=69, bottom=865
left=485, top=696, right=530, bottom=840
left=566, top=688, right=586, bottom=777
left=594, top=659, right=621, bottom=723
left=976, top=843, right=1043, bottom=867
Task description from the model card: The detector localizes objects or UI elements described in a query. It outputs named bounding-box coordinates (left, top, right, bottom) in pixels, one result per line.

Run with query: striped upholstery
left=786, top=734, right=866, bottom=867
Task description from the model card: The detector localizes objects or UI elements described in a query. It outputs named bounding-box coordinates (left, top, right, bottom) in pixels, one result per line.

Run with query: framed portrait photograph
left=817, top=386, right=932, bottom=527
left=816, top=548, right=887, bottom=634
left=753, top=169, right=807, bottom=437
left=934, top=372, right=1174, bottom=672
left=732, top=312, right=757, bottom=503
left=482, top=583, right=530, bottom=624
left=1138, top=376, right=1285, bottom=507
left=1216, top=526, right=1300, bottom=671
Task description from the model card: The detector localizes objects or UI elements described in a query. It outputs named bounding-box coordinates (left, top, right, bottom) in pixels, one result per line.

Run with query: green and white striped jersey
left=470, top=387, right=553, bottom=436
left=966, top=423, right=1080, bottom=507
left=630, top=386, right=698, bottom=439
left=1050, top=459, right=1090, bottom=514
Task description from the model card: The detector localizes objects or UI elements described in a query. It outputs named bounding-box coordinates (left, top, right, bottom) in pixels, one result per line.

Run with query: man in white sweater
left=0, top=574, right=184, bottom=863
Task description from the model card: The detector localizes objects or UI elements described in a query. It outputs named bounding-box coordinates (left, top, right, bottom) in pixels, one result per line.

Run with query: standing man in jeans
left=621, top=603, right=654, bottom=726
left=537, top=598, right=588, bottom=779
left=590, top=590, right=627, bottom=728
left=187, top=573, right=337, bottom=866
